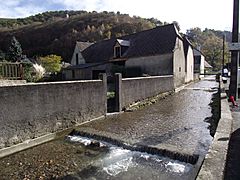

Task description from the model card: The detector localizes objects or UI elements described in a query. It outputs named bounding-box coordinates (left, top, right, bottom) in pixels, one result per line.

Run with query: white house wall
left=185, top=47, right=194, bottom=83
left=173, top=37, right=186, bottom=87
left=71, top=45, right=86, bottom=65
left=200, top=55, right=205, bottom=78
left=125, top=54, right=173, bottom=76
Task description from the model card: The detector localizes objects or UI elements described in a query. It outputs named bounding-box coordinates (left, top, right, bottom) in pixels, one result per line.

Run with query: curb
left=197, top=91, right=233, bottom=179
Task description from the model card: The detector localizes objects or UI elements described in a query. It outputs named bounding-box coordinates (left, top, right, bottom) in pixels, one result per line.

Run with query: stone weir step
left=69, top=129, right=199, bottom=165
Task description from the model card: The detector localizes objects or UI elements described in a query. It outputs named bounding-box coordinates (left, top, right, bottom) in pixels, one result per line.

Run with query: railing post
left=19, top=63, right=23, bottom=80
left=99, top=73, right=107, bottom=115
left=115, top=73, right=122, bottom=112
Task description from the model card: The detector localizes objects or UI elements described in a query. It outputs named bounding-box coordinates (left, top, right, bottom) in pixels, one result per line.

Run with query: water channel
left=0, top=76, right=219, bottom=180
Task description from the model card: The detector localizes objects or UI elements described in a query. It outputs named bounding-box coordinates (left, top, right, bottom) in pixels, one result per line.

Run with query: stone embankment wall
left=114, top=74, right=174, bottom=111
left=0, top=77, right=107, bottom=149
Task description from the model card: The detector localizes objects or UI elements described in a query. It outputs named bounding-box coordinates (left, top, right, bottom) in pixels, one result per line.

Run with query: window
left=76, top=53, right=79, bottom=65
left=179, top=67, right=181, bottom=72
left=115, top=46, right=121, bottom=58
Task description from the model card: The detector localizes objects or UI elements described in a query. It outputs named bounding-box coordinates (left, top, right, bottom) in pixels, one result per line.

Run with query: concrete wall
left=194, top=50, right=205, bottom=78
left=125, top=54, right=173, bottom=76
left=194, top=73, right=200, bottom=81
left=173, top=37, right=186, bottom=88
left=121, top=75, right=174, bottom=109
left=200, top=55, right=205, bottom=78
left=0, top=80, right=26, bottom=86
left=0, top=78, right=107, bottom=149
left=185, top=47, right=194, bottom=83
left=64, top=69, right=92, bottom=80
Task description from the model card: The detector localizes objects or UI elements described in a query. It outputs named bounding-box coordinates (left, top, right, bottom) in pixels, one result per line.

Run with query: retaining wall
left=0, top=77, right=107, bottom=149
left=197, top=83, right=232, bottom=179
left=119, top=75, right=174, bottom=109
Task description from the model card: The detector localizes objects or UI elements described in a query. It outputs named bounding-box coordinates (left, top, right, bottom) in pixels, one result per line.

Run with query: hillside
left=0, top=11, right=163, bottom=62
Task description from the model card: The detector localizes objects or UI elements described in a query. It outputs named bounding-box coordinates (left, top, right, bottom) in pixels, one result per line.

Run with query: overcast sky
left=0, top=0, right=234, bottom=33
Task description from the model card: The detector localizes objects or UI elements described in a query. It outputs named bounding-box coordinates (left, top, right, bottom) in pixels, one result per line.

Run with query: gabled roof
left=76, top=41, right=93, bottom=52
left=204, top=60, right=212, bottom=68
left=193, top=48, right=204, bottom=56
left=82, top=24, right=181, bottom=63
left=116, top=39, right=130, bottom=46
left=183, top=36, right=193, bottom=58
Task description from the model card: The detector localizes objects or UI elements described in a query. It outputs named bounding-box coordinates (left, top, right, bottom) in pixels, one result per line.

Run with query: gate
left=107, top=73, right=122, bottom=113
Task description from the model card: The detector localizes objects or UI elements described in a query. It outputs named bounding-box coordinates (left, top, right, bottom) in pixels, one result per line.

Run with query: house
left=193, top=48, right=212, bottom=78
left=183, top=36, right=194, bottom=83
left=193, top=48, right=213, bottom=78
left=64, top=24, right=190, bottom=88
left=71, top=41, right=93, bottom=65
left=193, top=48, right=205, bottom=76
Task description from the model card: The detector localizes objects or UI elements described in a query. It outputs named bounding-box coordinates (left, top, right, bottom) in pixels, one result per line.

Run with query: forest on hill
left=0, top=10, right=163, bottom=62
left=0, top=10, right=232, bottom=70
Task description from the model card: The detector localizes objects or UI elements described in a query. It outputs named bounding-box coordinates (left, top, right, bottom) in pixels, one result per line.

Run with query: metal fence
left=0, top=62, right=23, bottom=80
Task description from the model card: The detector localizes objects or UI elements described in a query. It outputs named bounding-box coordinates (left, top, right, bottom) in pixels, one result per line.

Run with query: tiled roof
left=66, top=62, right=106, bottom=69
left=183, top=36, right=193, bottom=58
left=76, top=41, right=94, bottom=51
left=82, top=24, right=181, bottom=63
left=193, top=49, right=203, bottom=56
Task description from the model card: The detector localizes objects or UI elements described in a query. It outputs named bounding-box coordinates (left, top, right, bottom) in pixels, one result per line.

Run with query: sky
left=0, top=0, right=234, bottom=33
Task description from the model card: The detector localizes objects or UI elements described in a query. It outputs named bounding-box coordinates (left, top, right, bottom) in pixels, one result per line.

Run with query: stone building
left=64, top=24, right=191, bottom=88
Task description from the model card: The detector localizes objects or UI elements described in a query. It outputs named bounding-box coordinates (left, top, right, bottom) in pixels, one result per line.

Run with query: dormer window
left=115, top=46, right=121, bottom=58
left=114, top=39, right=130, bottom=58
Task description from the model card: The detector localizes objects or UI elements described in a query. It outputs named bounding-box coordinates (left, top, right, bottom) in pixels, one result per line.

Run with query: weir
left=69, top=130, right=199, bottom=164
left=63, top=134, right=196, bottom=179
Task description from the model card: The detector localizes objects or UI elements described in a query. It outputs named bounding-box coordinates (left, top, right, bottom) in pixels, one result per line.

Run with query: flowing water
left=62, top=135, right=195, bottom=180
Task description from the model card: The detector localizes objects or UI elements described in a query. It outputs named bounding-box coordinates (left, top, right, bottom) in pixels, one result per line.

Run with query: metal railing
left=0, top=62, right=23, bottom=80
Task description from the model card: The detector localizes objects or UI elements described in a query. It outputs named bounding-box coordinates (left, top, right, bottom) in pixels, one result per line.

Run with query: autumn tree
left=202, top=35, right=223, bottom=69
left=186, top=27, right=204, bottom=47
left=186, top=28, right=229, bottom=70
left=39, top=54, right=62, bottom=74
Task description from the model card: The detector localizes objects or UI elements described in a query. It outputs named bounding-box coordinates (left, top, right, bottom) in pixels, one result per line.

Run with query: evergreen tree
left=0, top=50, right=6, bottom=61
left=8, top=36, right=23, bottom=62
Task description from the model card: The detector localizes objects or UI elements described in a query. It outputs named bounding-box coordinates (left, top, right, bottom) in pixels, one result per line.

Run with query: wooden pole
left=229, top=0, right=239, bottom=100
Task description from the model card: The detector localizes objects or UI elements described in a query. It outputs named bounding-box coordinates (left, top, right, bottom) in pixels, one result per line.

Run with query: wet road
left=0, top=76, right=219, bottom=179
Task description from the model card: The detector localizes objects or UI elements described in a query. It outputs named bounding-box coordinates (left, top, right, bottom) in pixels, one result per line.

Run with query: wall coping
left=0, top=79, right=102, bottom=87
left=122, top=75, right=174, bottom=81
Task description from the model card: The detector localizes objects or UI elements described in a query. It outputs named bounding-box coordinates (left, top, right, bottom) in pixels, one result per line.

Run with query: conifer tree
left=8, top=36, right=23, bottom=62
